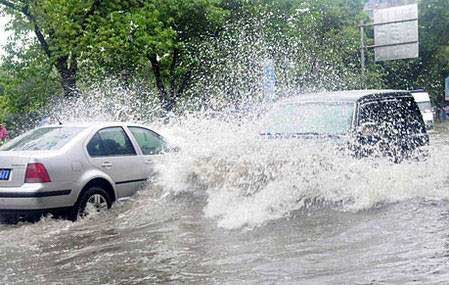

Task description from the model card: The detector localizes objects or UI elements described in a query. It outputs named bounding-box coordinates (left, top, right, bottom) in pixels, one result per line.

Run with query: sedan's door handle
left=144, top=159, right=152, bottom=165
left=101, top=161, right=112, bottom=168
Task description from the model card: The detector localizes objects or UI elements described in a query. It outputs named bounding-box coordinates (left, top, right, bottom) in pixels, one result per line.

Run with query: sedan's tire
left=68, top=186, right=112, bottom=221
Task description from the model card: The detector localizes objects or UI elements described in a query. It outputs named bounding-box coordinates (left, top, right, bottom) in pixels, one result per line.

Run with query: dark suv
left=259, top=90, right=429, bottom=162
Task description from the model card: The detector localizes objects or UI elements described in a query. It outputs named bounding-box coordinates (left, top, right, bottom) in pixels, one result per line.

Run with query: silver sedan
left=0, top=122, right=170, bottom=221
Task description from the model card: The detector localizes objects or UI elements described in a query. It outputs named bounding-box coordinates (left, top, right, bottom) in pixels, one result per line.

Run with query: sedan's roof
left=280, top=89, right=410, bottom=104
left=40, top=121, right=149, bottom=129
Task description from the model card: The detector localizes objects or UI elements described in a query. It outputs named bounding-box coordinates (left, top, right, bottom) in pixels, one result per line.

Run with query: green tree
left=82, top=0, right=228, bottom=111
left=0, top=43, right=61, bottom=133
left=0, top=0, right=104, bottom=98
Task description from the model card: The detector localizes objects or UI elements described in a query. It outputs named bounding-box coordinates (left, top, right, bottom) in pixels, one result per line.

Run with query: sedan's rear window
left=0, top=127, right=85, bottom=151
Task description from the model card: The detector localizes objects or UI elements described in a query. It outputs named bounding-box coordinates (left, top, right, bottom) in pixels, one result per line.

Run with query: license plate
left=0, top=169, right=11, bottom=181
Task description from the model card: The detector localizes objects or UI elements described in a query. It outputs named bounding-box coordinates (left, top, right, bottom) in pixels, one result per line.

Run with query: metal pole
left=360, top=21, right=366, bottom=88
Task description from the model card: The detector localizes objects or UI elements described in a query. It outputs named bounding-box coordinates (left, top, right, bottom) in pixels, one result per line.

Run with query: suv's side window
left=87, top=127, right=136, bottom=157
left=128, top=126, right=166, bottom=155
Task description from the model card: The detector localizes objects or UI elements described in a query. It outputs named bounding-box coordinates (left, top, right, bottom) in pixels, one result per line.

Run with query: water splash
left=46, top=80, right=162, bottom=124
left=153, top=114, right=449, bottom=229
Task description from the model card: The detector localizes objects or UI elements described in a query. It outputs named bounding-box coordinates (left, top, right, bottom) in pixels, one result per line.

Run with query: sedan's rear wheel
left=69, top=186, right=112, bottom=221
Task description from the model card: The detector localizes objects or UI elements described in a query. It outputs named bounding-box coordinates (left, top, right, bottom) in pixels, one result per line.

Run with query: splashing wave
left=154, top=115, right=449, bottom=229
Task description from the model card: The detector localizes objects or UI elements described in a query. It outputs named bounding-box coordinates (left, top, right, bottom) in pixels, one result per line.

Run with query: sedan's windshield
left=260, top=102, right=355, bottom=135
left=0, top=127, right=85, bottom=151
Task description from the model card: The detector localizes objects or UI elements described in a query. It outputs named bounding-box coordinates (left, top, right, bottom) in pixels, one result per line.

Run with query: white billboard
left=373, top=4, right=419, bottom=61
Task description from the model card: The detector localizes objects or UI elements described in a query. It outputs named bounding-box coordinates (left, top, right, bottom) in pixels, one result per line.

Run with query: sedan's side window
left=128, top=127, right=166, bottom=155
left=87, top=133, right=104, bottom=157
left=87, top=127, right=136, bottom=157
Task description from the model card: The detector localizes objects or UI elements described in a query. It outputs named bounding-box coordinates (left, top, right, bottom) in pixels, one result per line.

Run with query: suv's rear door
left=357, top=95, right=429, bottom=156
left=86, top=126, right=147, bottom=198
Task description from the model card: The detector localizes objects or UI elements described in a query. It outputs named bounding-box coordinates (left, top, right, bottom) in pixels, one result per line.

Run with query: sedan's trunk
left=0, top=153, right=30, bottom=187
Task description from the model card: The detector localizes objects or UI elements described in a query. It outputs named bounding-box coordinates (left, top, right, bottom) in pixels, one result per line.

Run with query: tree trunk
left=149, top=54, right=175, bottom=112
left=169, top=49, right=178, bottom=100
left=56, top=56, right=78, bottom=98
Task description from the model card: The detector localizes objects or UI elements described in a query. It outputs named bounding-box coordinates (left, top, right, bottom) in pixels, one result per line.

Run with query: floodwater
left=2, top=118, right=449, bottom=284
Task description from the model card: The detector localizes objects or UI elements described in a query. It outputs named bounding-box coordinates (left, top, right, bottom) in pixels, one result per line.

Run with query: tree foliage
left=80, top=0, right=228, bottom=111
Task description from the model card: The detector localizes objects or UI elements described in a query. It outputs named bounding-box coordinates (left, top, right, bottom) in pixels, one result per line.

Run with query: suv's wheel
left=69, top=186, right=112, bottom=221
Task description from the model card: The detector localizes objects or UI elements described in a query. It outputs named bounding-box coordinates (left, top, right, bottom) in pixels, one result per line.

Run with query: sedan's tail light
left=25, top=163, right=51, bottom=183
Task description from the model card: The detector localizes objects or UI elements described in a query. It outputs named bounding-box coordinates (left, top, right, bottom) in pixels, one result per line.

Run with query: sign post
left=445, top=76, right=449, bottom=101
left=263, top=59, right=276, bottom=101
left=360, top=21, right=366, bottom=80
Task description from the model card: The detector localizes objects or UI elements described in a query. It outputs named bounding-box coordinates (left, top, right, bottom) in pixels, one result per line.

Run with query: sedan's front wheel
left=69, top=186, right=112, bottom=221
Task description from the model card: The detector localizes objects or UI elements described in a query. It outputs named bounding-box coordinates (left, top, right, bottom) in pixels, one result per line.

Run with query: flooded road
left=2, top=120, right=449, bottom=284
